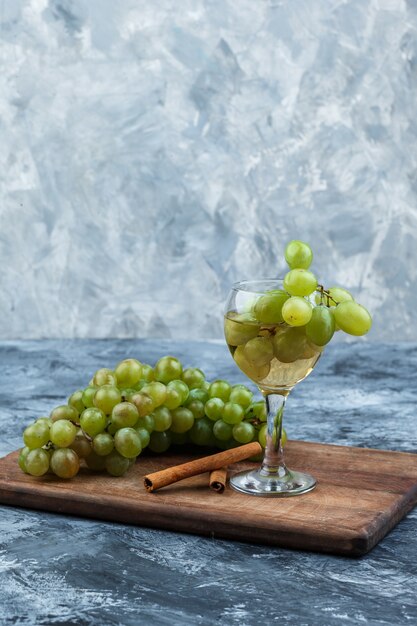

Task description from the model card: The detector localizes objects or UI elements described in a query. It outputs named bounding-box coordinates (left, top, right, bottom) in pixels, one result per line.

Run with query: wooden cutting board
left=1, top=440, right=417, bottom=556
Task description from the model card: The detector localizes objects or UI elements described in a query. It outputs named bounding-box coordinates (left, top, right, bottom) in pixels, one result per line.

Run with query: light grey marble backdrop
left=0, top=0, right=416, bottom=340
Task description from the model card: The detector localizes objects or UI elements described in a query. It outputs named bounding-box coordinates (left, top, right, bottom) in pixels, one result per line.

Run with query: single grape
left=23, top=422, right=50, bottom=449
left=130, top=392, right=155, bottom=417
left=50, top=420, right=77, bottom=448
left=224, top=313, right=259, bottom=346
left=85, top=451, right=107, bottom=471
left=82, top=386, right=98, bottom=408
left=204, top=397, right=225, bottom=421
left=111, top=402, right=139, bottom=429
left=305, top=305, right=335, bottom=346
left=245, top=400, right=267, bottom=422
left=328, top=287, right=353, bottom=305
left=186, top=399, right=205, bottom=419
left=213, top=420, right=233, bottom=442
left=184, top=388, right=209, bottom=405
left=50, top=405, right=79, bottom=423
left=284, top=269, right=318, bottom=297
left=134, top=414, right=155, bottom=432
left=181, top=367, right=205, bottom=389
left=272, top=327, right=307, bottom=363
left=149, top=431, right=171, bottom=453
left=93, top=368, right=117, bottom=387
left=115, top=358, right=143, bottom=388
left=36, top=417, right=53, bottom=428
left=164, top=387, right=182, bottom=410
left=114, top=427, right=142, bottom=459
left=93, top=432, right=114, bottom=456
left=141, top=364, right=155, bottom=382
left=258, top=424, right=288, bottom=448
left=105, top=450, right=131, bottom=476
left=93, top=385, right=122, bottom=415
left=334, top=301, right=372, bottom=336
left=284, top=240, right=313, bottom=270
left=233, top=346, right=270, bottom=382
left=233, top=422, right=256, bottom=444
left=141, top=382, right=167, bottom=407
left=243, top=337, right=274, bottom=367
left=229, top=387, right=254, bottom=409
left=189, top=417, right=214, bottom=446
left=70, top=429, right=92, bottom=458
left=152, top=406, right=172, bottom=432
left=80, top=407, right=107, bottom=438
left=208, top=380, right=231, bottom=402
left=135, top=427, right=150, bottom=448
left=68, top=390, right=85, bottom=414
left=253, top=290, right=289, bottom=324
left=170, top=407, right=195, bottom=434
left=51, top=448, right=80, bottom=479
left=25, top=448, right=50, bottom=477
left=167, top=380, right=189, bottom=404
left=222, top=402, right=244, bottom=425
left=154, top=356, right=183, bottom=384
left=282, top=296, right=313, bottom=326
left=18, top=446, right=31, bottom=473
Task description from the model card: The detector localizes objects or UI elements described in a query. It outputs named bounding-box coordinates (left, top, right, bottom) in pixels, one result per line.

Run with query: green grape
left=258, top=425, right=287, bottom=448
left=243, top=337, right=274, bottom=367
left=50, top=405, right=79, bottom=423
left=253, top=290, right=289, bottom=324
left=93, top=385, right=122, bottom=415
left=154, top=356, right=183, bottom=384
left=70, top=429, right=92, bottom=458
left=23, top=422, right=50, bottom=449
left=114, top=358, right=143, bottom=388
left=120, top=388, right=137, bottom=402
left=272, top=327, right=307, bottom=363
left=85, top=451, right=107, bottom=471
left=133, top=380, right=147, bottom=391
left=135, top=427, right=150, bottom=448
left=25, top=448, right=50, bottom=477
left=93, top=368, right=117, bottom=387
left=164, top=387, right=182, bottom=410
left=169, top=432, right=188, bottom=445
left=189, top=417, right=214, bottom=446
left=186, top=399, right=205, bottom=419
left=181, top=367, right=205, bottom=389
left=204, top=397, right=225, bottom=421
left=68, top=390, right=85, bottom=414
left=233, top=422, right=256, bottom=444
left=82, top=386, right=98, bottom=408
left=18, top=446, right=31, bottom=473
left=149, top=431, right=171, bottom=453
left=167, top=380, right=189, bottom=404
left=284, top=240, right=313, bottom=270
left=51, top=448, right=80, bottom=478
left=50, top=420, right=77, bottom=448
left=111, top=402, right=139, bottom=429
left=305, top=305, right=335, bottom=346
left=134, top=414, right=155, bottom=432
left=141, top=382, right=167, bottom=407
left=201, top=381, right=210, bottom=392
left=222, top=402, right=244, bottom=425
left=233, top=346, right=270, bottom=382
left=105, top=450, right=131, bottom=476
left=284, top=269, right=317, bottom=297
left=152, top=406, right=172, bottom=432
left=184, top=388, right=209, bottom=405
left=114, top=427, right=142, bottom=459
left=229, top=387, right=253, bottom=409
left=36, top=417, right=53, bottom=428
left=80, top=407, right=107, bottom=438
left=328, top=287, right=353, bottom=305
left=213, top=420, right=233, bottom=441
left=334, top=301, right=372, bottom=336
left=141, top=364, right=155, bottom=382
left=170, top=407, right=194, bottom=434
left=208, top=380, right=231, bottom=402
left=282, top=296, right=313, bottom=326
left=245, top=400, right=267, bottom=422
left=224, top=313, right=259, bottom=346
left=93, top=432, right=114, bottom=456
left=130, top=392, right=155, bottom=417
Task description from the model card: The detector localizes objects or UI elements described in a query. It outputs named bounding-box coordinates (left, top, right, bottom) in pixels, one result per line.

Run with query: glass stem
left=260, top=392, right=290, bottom=477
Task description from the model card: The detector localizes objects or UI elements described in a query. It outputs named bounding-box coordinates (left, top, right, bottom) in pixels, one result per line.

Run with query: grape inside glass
left=224, top=279, right=323, bottom=496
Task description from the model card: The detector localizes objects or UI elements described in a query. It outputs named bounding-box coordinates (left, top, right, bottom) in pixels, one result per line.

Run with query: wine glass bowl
left=224, top=279, right=323, bottom=496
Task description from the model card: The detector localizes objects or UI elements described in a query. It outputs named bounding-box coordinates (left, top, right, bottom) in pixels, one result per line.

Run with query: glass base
left=230, top=466, right=317, bottom=497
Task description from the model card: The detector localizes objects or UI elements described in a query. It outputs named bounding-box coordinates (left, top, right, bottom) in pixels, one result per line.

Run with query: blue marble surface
left=1, top=1, right=417, bottom=341
left=0, top=339, right=416, bottom=625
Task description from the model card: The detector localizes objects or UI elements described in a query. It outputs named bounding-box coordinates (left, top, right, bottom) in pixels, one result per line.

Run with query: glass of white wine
left=224, top=279, right=323, bottom=496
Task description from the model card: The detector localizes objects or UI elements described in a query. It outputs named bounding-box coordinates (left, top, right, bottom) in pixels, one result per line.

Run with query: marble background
left=1, top=0, right=416, bottom=341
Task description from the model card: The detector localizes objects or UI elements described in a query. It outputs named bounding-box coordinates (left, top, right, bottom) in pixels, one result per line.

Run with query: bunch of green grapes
left=18, top=356, right=283, bottom=479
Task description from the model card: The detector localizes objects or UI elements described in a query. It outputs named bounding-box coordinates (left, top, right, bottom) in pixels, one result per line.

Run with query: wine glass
left=224, top=279, right=323, bottom=496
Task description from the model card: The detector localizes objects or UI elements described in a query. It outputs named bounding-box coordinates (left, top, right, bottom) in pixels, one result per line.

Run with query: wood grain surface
left=1, top=440, right=417, bottom=556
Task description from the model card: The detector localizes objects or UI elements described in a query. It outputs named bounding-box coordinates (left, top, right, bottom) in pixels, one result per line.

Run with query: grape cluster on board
left=18, top=356, right=283, bottom=479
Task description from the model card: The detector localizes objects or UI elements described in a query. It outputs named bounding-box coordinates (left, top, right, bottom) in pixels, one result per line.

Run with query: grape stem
left=316, top=284, right=339, bottom=306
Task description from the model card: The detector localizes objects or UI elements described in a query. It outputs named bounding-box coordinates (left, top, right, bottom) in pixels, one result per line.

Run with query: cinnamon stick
left=144, top=442, right=261, bottom=492
left=209, top=467, right=228, bottom=493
